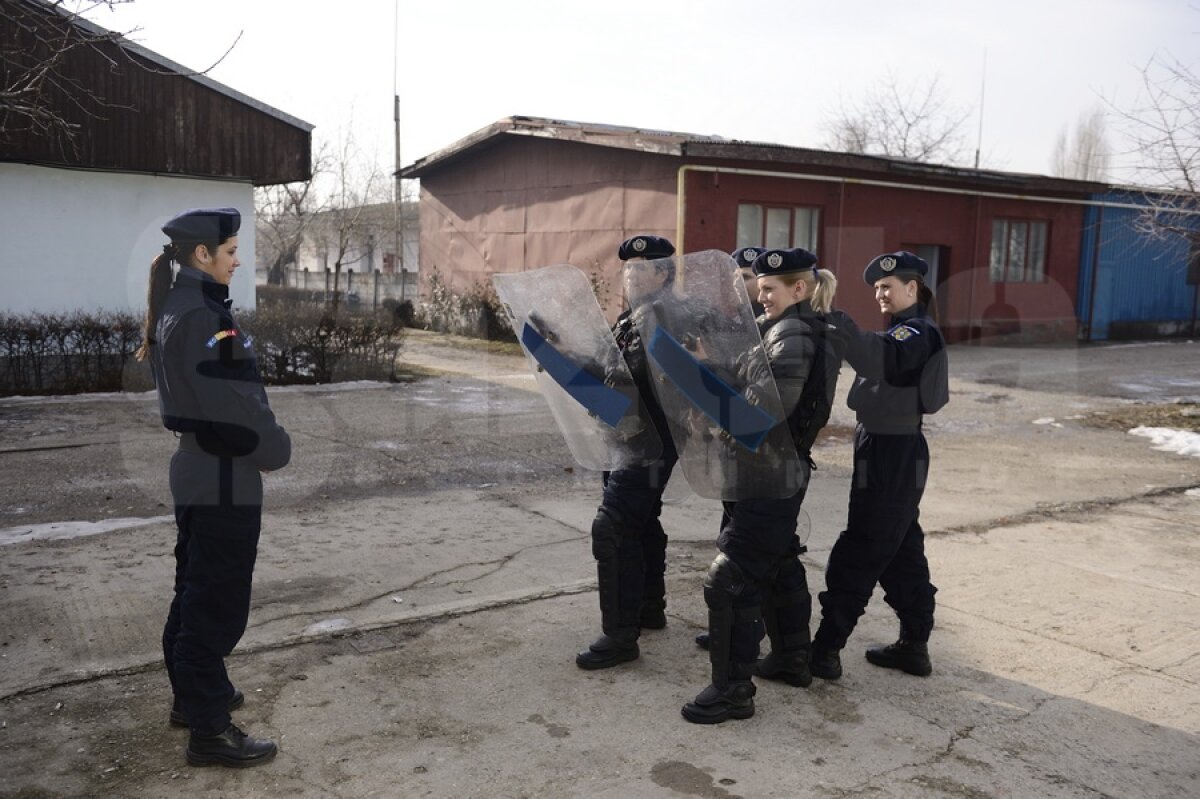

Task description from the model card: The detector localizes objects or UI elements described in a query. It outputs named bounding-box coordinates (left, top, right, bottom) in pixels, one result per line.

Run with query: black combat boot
left=809, top=645, right=842, bottom=680
left=170, top=689, right=245, bottom=728
left=575, top=630, right=639, bottom=670
left=865, top=639, right=932, bottom=676
left=755, top=650, right=812, bottom=688
left=639, top=600, right=667, bottom=630
left=186, top=723, right=277, bottom=768
left=755, top=586, right=812, bottom=687
left=694, top=632, right=710, bottom=650
left=681, top=667, right=753, bottom=719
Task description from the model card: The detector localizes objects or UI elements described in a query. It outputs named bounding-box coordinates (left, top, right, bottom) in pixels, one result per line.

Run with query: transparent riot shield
left=494, top=265, right=663, bottom=471
left=624, top=250, right=803, bottom=500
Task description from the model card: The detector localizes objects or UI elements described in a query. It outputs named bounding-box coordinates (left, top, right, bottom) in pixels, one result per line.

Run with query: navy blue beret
left=731, top=247, right=764, bottom=269
left=752, top=247, right=818, bottom=277
left=863, top=251, right=928, bottom=285
left=162, top=207, right=241, bottom=243
left=618, top=234, right=675, bottom=261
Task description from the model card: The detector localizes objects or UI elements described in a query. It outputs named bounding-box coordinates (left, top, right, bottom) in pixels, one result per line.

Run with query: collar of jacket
left=888, top=302, right=925, bottom=325
left=173, top=264, right=232, bottom=307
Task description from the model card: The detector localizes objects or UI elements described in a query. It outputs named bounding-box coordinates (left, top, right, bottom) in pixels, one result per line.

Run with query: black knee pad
left=703, top=552, right=748, bottom=605
left=591, top=506, right=623, bottom=561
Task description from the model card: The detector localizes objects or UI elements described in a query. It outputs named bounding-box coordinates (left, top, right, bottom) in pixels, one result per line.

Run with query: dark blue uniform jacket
left=838, top=303, right=949, bottom=430
left=149, top=266, right=291, bottom=471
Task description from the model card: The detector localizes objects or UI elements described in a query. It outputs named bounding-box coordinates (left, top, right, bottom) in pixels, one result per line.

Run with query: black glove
left=826, top=309, right=861, bottom=342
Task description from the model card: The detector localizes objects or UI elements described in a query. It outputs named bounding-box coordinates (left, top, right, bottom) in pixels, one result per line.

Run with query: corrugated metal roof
left=400, top=115, right=1115, bottom=198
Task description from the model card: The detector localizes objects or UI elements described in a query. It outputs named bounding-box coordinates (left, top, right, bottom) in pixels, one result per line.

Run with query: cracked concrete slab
left=1, top=335, right=1198, bottom=797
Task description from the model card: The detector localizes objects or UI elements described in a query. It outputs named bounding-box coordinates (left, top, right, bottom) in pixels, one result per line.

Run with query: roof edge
left=46, top=1, right=314, bottom=133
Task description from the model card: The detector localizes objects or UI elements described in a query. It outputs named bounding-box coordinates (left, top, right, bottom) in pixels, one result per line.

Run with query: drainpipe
left=676, top=165, right=689, bottom=254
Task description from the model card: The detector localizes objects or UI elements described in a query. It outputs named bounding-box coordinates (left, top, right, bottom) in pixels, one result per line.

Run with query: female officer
left=576, top=234, right=679, bottom=670
left=730, top=246, right=765, bottom=316
left=135, top=207, right=291, bottom=767
left=683, top=247, right=843, bottom=724
left=810, top=251, right=949, bottom=681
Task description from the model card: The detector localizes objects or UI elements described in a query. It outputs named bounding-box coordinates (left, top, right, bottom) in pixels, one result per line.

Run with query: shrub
left=417, top=266, right=516, bottom=342
left=0, top=310, right=144, bottom=396
left=0, top=302, right=406, bottom=396
left=245, top=299, right=406, bottom=385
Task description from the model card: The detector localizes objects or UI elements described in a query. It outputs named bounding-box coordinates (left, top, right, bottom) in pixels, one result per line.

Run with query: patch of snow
left=1129, top=426, right=1200, bottom=458
left=0, top=515, right=172, bottom=546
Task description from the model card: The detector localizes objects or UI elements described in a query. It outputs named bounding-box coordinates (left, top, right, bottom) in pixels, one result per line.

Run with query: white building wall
left=0, top=163, right=256, bottom=315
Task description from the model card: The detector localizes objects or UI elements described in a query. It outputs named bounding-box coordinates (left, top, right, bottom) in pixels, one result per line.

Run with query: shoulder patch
left=205, top=328, right=239, bottom=348
left=889, top=324, right=921, bottom=342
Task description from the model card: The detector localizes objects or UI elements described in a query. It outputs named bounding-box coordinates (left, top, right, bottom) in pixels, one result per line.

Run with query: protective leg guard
left=577, top=507, right=639, bottom=670
left=639, top=518, right=668, bottom=630
left=682, top=554, right=758, bottom=724
left=639, top=598, right=667, bottom=630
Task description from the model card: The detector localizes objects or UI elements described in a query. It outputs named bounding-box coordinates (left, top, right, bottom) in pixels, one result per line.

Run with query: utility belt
left=176, top=431, right=239, bottom=459
left=176, top=431, right=207, bottom=454
left=856, top=414, right=923, bottom=435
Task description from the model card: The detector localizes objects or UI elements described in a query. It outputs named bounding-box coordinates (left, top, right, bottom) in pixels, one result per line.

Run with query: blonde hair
left=776, top=268, right=839, bottom=314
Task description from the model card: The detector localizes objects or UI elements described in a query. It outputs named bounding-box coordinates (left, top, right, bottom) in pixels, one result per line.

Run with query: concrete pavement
left=0, top=333, right=1197, bottom=797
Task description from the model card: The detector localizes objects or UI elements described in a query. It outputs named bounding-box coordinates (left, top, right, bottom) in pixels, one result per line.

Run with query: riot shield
left=494, top=265, right=663, bottom=471
left=625, top=250, right=803, bottom=500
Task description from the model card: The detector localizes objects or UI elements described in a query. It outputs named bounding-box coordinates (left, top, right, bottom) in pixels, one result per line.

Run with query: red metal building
left=401, top=116, right=1104, bottom=341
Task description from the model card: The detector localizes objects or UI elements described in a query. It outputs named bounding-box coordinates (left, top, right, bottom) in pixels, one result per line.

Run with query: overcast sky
left=84, top=0, right=1198, bottom=181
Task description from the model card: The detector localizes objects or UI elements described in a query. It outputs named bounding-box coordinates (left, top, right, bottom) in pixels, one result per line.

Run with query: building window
left=737, top=204, right=820, bottom=252
left=990, top=219, right=1048, bottom=282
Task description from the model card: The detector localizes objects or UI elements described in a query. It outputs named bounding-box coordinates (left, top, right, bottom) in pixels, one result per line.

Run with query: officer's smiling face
left=196, top=236, right=241, bottom=286
left=873, top=275, right=917, bottom=315
left=756, top=275, right=807, bottom=320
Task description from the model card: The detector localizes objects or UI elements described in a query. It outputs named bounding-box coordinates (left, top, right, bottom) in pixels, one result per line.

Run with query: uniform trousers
left=816, top=426, right=937, bottom=650
left=163, top=448, right=263, bottom=736
left=716, top=476, right=810, bottom=666
left=598, top=438, right=678, bottom=627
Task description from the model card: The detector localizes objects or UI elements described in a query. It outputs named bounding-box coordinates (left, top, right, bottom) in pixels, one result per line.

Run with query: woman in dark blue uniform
left=576, top=234, right=679, bottom=670
left=683, top=247, right=844, bottom=724
left=810, top=251, right=949, bottom=681
left=135, top=208, right=291, bottom=767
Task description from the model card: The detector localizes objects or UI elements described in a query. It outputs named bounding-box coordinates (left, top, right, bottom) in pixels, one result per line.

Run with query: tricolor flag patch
left=205, top=329, right=239, bottom=348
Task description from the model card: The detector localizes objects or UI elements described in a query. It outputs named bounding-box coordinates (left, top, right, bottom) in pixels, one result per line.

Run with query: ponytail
left=810, top=268, right=838, bottom=314
left=917, top=281, right=938, bottom=323
left=135, top=248, right=175, bottom=362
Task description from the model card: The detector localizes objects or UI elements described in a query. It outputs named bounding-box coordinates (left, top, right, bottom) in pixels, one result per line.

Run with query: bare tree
left=1112, top=52, right=1200, bottom=240
left=2, top=0, right=132, bottom=150
left=314, top=129, right=389, bottom=312
left=1051, top=107, right=1111, bottom=181
left=0, top=0, right=239, bottom=155
left=255, top=141, right=329, bottom=286
left=824, top=73, right=972, bottom=165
